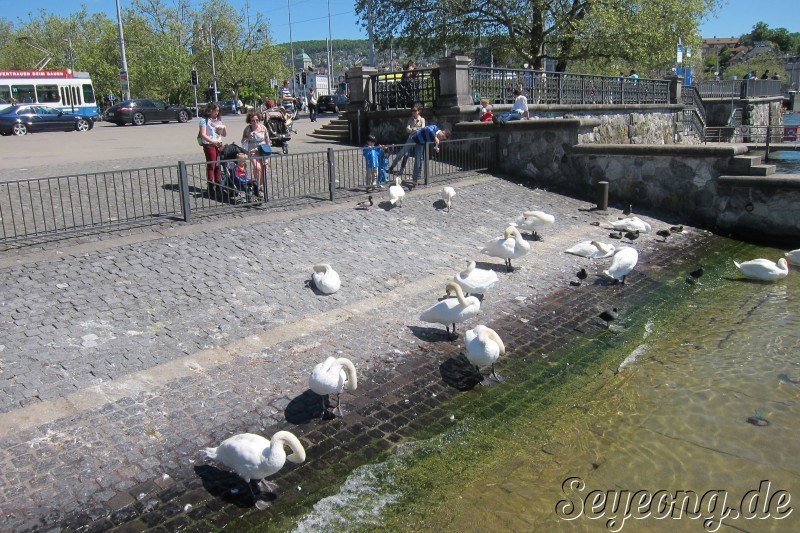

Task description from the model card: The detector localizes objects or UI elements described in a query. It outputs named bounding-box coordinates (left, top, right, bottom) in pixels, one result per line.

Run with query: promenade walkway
left=0, top=173, right=714, bottom=531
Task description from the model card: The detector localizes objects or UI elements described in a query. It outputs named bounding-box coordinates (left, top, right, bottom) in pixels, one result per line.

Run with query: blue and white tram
left=0, top=69, right=100, bottom=118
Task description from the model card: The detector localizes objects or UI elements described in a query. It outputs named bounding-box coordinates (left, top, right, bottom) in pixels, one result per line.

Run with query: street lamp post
left=209, top=24, right=218, bottom=103
left=115, top=0, right=130, bottom=99
left=287, top=0, right=296, bottom=96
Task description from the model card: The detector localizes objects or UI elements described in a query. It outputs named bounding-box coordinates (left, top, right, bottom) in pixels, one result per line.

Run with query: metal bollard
left=597, top=181, right=609, bottom=211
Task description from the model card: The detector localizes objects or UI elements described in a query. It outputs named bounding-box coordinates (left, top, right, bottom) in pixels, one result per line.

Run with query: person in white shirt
left=493, top=88, right=530, bottom=124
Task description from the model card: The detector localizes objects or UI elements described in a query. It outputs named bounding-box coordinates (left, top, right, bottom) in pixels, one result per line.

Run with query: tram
left=0, top=69, right=100, bottom=118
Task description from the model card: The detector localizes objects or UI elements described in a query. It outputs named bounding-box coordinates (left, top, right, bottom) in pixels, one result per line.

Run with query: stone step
left=748, top=164, right=777, bottom=176
left=307, top=131, right=349, bottom=142
left=728, top=154, right=763, bottom=169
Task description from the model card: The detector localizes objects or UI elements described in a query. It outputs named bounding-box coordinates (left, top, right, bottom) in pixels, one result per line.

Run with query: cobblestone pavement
left=0, top=174, right=718, bottom=531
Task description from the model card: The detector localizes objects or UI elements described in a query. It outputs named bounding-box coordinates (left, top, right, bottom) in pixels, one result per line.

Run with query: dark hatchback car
left=105, top=99, right=192, bottom=126
left=0, top=104, right=94, bottom=136
left=316, top=94, right=349, bottom=114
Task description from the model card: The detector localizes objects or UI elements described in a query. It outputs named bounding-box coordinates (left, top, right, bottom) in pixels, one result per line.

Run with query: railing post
left=178, top=161, right=191, bottom=222
left=327, top=148, right=336, bottom=201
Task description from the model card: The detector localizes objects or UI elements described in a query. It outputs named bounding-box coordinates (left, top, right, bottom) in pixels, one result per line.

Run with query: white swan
left=785, top=249, right=800, bottom=267
left=565, top=240, right=616, bottom=259
left=204, top=431, right=306, bottom=509
left=419, top=281, right=480, bottom=339
left=309, top=356, right=358, bottom=418
left=311, top=263, right=341, bottom=294
left=465, top=325, right=506, bottom=384
left=481, top=226, right=531, bottom=272
left=441, top=186, right=456, bottom=212
left=603, top=247, right=639, bottom=284
left=453, top=260, right=499, bottom=296
left=510, top=210, right=555, bottom=238
left=608, top=216, right=652, bottom=234
left=734, top=258, right=789, bottom=281
left=389, top=176, right=405, bottom=207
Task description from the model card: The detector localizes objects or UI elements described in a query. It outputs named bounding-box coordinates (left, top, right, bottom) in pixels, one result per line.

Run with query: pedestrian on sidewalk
left=307, top=85, right=318, bottom=122
left=198, top=102, right=226, bottom=197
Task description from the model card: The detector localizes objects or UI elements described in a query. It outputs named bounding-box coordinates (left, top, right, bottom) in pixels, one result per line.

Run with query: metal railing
left=681, top=84, right=707, bottom=139
left=0, top=137, right=495, bottom=243
left=469, top=68, right=671, bottom=106
left=369, top=68, right=440, bottom=111
left=697, top=79, right=784, bottom=99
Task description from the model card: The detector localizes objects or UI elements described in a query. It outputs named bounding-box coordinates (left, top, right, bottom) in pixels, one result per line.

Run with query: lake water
left=290, top=240, right=800, bottom=532
left=772, top=112, right=800, bottom=174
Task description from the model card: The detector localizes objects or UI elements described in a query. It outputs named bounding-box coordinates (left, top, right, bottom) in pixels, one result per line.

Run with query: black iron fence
left=697, top=79, right=784, bottom=99
left=369, top=68, right=441, bottom=111
left=0, top=137, right=495, bottom=243
left=469, top=68, right=671, bottom=106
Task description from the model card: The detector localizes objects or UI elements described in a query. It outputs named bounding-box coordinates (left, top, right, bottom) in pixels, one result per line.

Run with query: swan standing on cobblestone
left=481, top=226, right=530, bottom=272
left=608, top=216, right=651, bottom=234
left=785, top=249, right=800, bottom=266
left=604, top=247, right=639, bottom=284
left=420, top=282, right=481, bottom=340
left=311, top=263, right=341, bottom=294
left=441, top=186, right=456, bottom=212
left=309, top=356, right=358, bottom=418
left=389, top=176, right=405, bottom=207
left=453, top=260, right=499, bottom=296
left=465, top=325, right=506, bottom=384
left=510, top=210, right=555, bottom=239
left=734, top=258, right=789, bottom=281
left=565, top=240, right=616, bottom=259
left=203, top=431, right=306, bottom=509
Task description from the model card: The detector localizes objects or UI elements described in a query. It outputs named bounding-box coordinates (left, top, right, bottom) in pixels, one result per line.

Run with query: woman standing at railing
left=198, top=102, right=226, bottom=199
left=241, top=112, right=269, bottom=198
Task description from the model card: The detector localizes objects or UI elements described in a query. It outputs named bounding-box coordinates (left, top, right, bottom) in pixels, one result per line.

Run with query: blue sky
left=0, top=0, right=795, bottom=44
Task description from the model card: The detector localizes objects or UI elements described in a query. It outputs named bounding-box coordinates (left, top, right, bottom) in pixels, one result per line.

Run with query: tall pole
left=327, top=0, right=334, bottom=93
left=288, top=0, right=296, bottom=96
left=115, top=0, right=130, bottom=99
left=367, top=0, right=375, bottom=66
left=209, top=24, right=218, bottom=102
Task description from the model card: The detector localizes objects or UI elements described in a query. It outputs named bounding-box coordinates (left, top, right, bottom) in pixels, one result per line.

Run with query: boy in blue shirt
left=363, top=134, right=382, bottom=192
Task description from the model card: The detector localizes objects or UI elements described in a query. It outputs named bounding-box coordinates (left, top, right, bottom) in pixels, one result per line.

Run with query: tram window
left=61, top=87, right=71, bottom=105
left=11, top=85, right=36, bottom=103
left=73, top=86, right=81, bottom=105
left=0, top=85, right=10, bottom=101
left=82, top=84, right=96, bottom=103
left=37, top=84, right=60, bottom=103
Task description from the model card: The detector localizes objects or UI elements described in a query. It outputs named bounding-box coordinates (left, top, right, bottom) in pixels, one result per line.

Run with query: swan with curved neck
left=311, top=263, right=341, bottom=294
left=511, top=210, right=555, bottom=239
left=465, top=325, right=506, bottom=384
left=785, top=249, right=800, bottom=267
left=419, top=281, right=481, bottom=340
left=389, top=176, right=405, bottom=207
left=565, top=240, right=616, bottom=259
left=481, top=226, right=530, bottom=272
left=453, top=260, right=499, bottom=296
left=604, top=247, right=638, bottom=284
left=309, top=356, right=358, bottom=418
left=608, top=216, right=651, bottom=234
left=204, top=431, right=306, bottom=509
left=734, top=257, right=789, bottom=281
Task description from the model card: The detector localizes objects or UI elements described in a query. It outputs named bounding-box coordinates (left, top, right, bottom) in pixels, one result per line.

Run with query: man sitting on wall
left=492, top=88, right=530, bottom=125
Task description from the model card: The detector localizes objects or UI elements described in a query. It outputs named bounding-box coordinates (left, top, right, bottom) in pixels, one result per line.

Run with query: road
left=0, top=112, right=343, bottom=181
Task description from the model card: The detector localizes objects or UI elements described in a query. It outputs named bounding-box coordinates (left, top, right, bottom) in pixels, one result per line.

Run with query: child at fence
left=362, top=134, right=382, bottom=192
left=479, top=98, right=493, bottom=122
left=377, top=146, right=390, bottom=188
left=233, top=152, right=260, bottom=201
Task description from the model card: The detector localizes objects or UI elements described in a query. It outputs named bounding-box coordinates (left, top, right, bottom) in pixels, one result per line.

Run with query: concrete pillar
left=664, top=74, right=681, bottom=104
left=346, top=65, right=378, bottom=111
left=436, top=55, right=474, bottom=108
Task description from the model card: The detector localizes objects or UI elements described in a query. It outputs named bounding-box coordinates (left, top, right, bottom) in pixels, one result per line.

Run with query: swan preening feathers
left=419, top=282, right=481, bottom=339
left=441, top=186, right=456, bottom=212
left=389, top=176, right=405, bottom=207
left=465, top=325, right=506, bottom=384
left=734, top=258, right=789, bottom=281
left=311, top=263, right=341, bottom=294
left=511, top=210, right=555, bottom=238
left=608, top=216, right=651, bottom=234
left=309, top=356, right=358, bottom=418
left=204, top=431, right=306, bottom=509
left=565, top=240, right=616, bottom=259
left=604, top=247, right=639, bottom=284
left=481, top=226, right=531, bottom=272
left=453, top=260, right=499, bottom=296
left=786, top=249, right=800, bottom=267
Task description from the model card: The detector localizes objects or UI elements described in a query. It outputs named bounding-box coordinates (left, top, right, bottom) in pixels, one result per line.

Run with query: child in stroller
left=264, top=107, right=295, bottom=154
left=231, top=153, right=260, bottom=203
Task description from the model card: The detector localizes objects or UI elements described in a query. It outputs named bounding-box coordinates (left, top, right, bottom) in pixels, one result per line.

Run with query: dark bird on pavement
left=624, top=230, right=640, bottom=241
left=356, top=195, right=373, bottom=210
left=609, top=231, right=622, bottom=239
left=622, top=204, right=633, bottom=216
left=670, top=225, right=684, bottom=233
left=656, top=229, right=671, bottom=241
left=689, top=266, right=705, bottom=279
left=577, top=268, right=588, bottom=281
left=598, top=308, right=619, bottom=328
left=589, top=221, right=600, bottom=226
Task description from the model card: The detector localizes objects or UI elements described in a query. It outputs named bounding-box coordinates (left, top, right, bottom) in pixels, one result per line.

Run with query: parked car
left=0, top=104, right=94, bottom=136
left=104, top=99, right=192, bottom=126
left=219, top=100, right=248, bottom=115
left=316, top=94, right=349, bottom=114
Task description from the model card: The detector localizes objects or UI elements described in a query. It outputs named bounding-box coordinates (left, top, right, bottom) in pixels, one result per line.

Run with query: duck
left=510, top=210, right=555, bottom=239
left=565, top=240, right=616, bottom=259
left=465, top=325, right=506, bottom=384
left=452, top=260, right=499, bottom=296
left=441, top=186, right=456, bottom=212
left=309, top=356, right=358, bottom=418
left=785, top=249, right=800, bottom=267
left=656, top=229, right=671, bottom=241
left=389, top=176, right=405, bottom=207
left=203, top=431, right=306, bottom=509
left=356, top=195, right=373, bottom=210
left=481, top=226, right=531, bottom=272
left=608, top=216, right=652, bottom=234
left=598, top=307, right=619, bottom=328
left=311, top=263, right=341, bottom=294
left=734, top=258, right=789, bottom=281
left=603, top=247, right=639, bottom=284
left=419, top=281, right=480, bottom=340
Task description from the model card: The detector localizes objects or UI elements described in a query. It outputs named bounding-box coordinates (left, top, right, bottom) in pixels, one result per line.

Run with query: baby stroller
left=264, top=107, right=293, bottom=154
left=218, top=143, right=257, bottom=203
